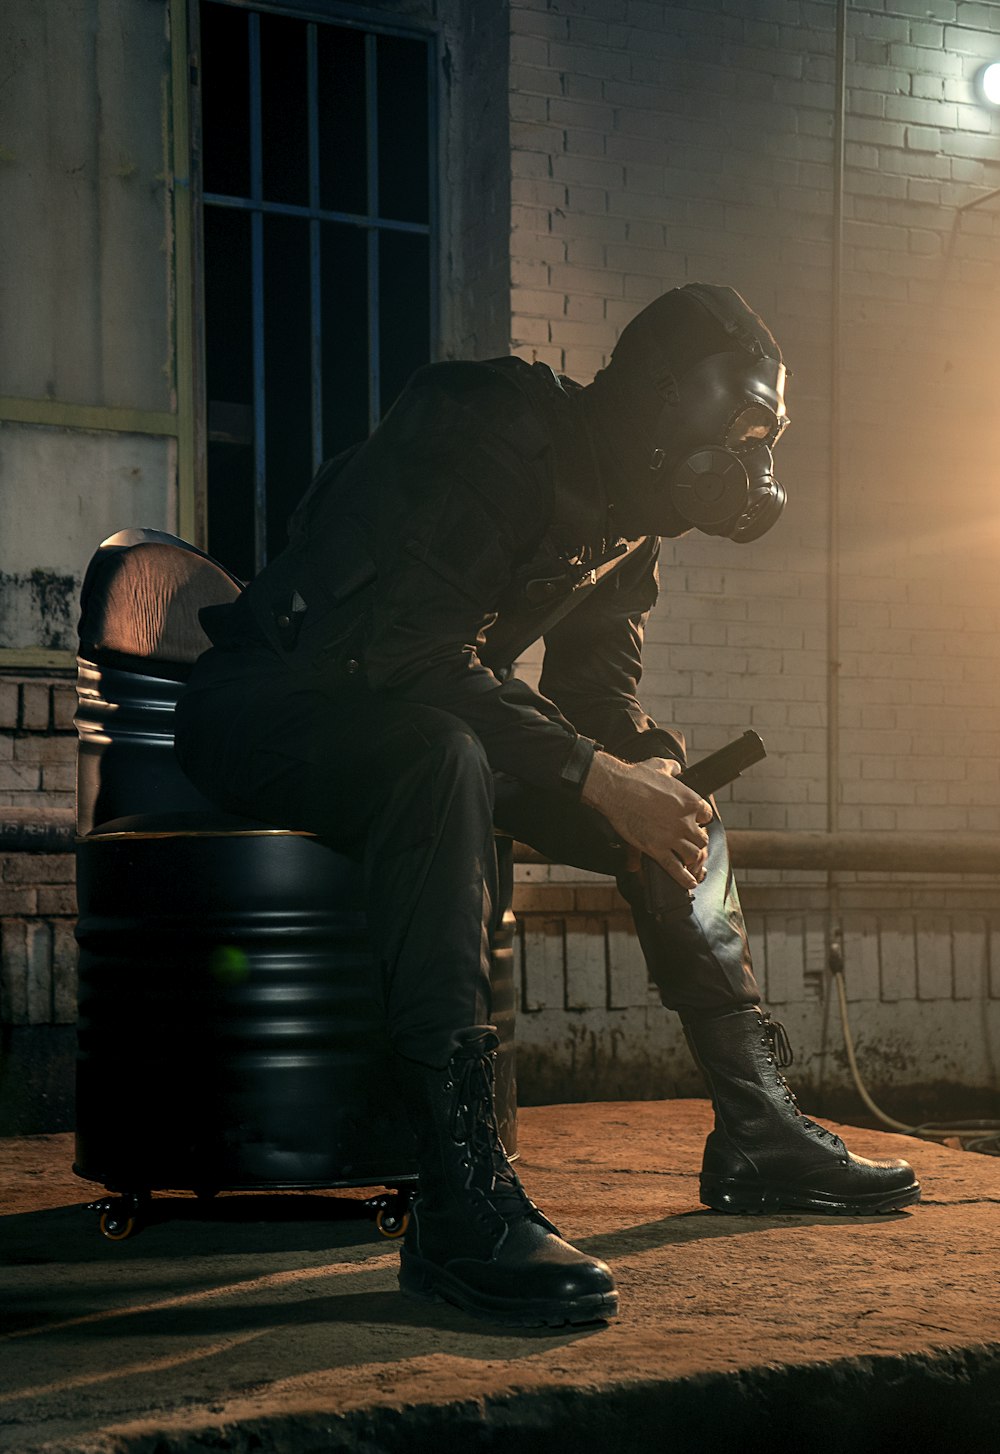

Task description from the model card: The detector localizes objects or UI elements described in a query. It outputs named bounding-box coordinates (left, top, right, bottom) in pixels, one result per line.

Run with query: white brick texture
left=509, top=0, right=1000, bottom=836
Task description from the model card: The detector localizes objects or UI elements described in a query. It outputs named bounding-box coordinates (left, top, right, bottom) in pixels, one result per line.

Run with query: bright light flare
left=976, top=62, right=1000, bottom=106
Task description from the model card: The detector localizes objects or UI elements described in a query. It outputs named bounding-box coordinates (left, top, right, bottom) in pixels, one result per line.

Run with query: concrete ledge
left=17, top=1349, right=999, bottom=1453
left=4, top=1102, right=1000, bottom=1450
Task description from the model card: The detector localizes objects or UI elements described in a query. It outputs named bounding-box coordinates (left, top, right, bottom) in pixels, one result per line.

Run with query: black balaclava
left=579, top=284, right=787, bottom=542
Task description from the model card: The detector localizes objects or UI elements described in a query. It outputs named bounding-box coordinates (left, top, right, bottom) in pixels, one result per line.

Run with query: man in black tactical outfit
left=175, top=283, right=920, bottom=1329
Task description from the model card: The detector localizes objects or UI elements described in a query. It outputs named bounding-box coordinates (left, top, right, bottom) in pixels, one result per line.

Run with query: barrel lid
left=81, top=810, right=314, bottom=842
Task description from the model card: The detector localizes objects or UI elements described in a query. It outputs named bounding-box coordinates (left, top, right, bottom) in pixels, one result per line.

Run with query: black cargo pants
left=175, top=647, right=761, bottom=1068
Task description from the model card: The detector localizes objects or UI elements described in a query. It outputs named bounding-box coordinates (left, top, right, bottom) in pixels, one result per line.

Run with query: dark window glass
left=204, top=206, right=255, bottom=579
left=206, top=442, right=255, bottom=583
left=263, top=215, right=313, bottom=554
left=317, top=26, right=368, bottom=216
left=199, top=4, right=434, bottom=575
left=321, top=224, right=369, bottom=456
left=377, top=35, right=429, bottom=223
left=260, top=14, right=309, bottom=206
left=203, top=206, right=253, bottom=405
left=200, top=4, right=250, bottom=197
left=379, top=230, right=429, bottom=412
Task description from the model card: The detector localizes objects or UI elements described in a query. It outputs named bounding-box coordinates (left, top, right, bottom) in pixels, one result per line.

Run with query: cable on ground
left=829, top=953, right=1000, bottom=1155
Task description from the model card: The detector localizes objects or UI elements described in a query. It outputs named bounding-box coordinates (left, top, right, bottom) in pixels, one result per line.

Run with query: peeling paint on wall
left=0, top=423, right=173, bottom=648
left=0, top=572, right=77, bottom=651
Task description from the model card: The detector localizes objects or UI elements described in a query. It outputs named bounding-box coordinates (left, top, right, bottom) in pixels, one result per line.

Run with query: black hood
left=579, top=284, right=785, bottom=539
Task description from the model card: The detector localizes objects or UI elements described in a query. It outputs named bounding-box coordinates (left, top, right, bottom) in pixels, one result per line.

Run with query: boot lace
left=759, top=1013, right=841, bottom=1145
left=761, top=1014, right=794, bottom=1070
left=449, top=1046, right=535, bottom=1219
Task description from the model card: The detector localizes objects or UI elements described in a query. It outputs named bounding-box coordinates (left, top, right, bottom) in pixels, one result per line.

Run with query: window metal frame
left=193, top=0, right=441, bottom=574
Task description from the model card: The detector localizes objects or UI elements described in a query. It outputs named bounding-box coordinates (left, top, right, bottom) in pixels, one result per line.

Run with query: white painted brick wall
left=512, top=877, right=1000, bottom=1107
left=507, top=0, right=1000, bottom=1105
left=509, top=0, right=1000, bottom=842
left=0, top=679, right=76, bottom=809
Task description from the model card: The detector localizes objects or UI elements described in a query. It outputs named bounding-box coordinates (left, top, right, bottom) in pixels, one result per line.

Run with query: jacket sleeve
left=538, top=535, right=685, bottom=764
left=361, top=393, right=598, bottom=795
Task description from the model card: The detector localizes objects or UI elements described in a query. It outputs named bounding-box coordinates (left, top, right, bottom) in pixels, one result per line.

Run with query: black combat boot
left=684, top=1008, right=921, bottom=1215
left=395, top=1030, right=618, bottom=1326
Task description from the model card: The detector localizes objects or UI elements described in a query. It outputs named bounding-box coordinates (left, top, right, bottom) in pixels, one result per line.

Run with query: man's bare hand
left=581, top=752, right=713, bottom=891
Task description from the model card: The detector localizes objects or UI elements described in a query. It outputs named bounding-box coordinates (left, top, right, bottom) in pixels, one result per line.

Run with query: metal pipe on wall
left=728, top=830, right=1000, bottom=875
left=5, top=806, right=1000, bottom=876
left=824, top=0, right=850, bottom=994
left=828, top=0, right=848, bottom=838
left=512, top=831, right=1000, bottom=876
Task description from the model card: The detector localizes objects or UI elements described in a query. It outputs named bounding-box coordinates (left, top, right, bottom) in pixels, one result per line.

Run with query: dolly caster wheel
left=88, top=1192, right=149, bottom=1241
left=365, top=1187, right=417, bottom=1240
left=375, top=1203, right=409, bottom=1239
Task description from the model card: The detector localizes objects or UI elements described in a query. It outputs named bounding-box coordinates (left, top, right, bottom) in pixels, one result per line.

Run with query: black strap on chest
left=480, top=535, right=647, bottom=671
left=476, top=360, right=651, bottom=670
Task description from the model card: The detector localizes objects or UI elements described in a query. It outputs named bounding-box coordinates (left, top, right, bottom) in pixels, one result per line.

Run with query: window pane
left=260, top=14, right=309, bottom=207
left=207, top=442, right=255, bottom=583
left=263, top=215, right=313, bottom=557
left=378, top=230, right=429, bottom=414
left=204, top=206, right=254, bottom=578
left=376, top=35, right=429, bottom=223
left=321, top=224, right=369, bottom=457
left=317, top=26, right=367, bottom=217
left=203, top=206, right=253, bottom=406
left=201, top=12, right=436, bottom=578
left=200, top=2, right=250, bottom=198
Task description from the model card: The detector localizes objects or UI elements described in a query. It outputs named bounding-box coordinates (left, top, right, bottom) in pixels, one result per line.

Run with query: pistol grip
left=640, top=854, right=694, bottom=919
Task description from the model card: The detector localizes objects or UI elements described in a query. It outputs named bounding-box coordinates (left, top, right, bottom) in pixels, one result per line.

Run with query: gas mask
left=648, top=285, right=789, bottom=542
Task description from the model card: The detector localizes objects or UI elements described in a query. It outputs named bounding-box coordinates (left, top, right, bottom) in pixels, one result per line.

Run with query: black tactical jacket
left=205, top=357, right=678, bottom=797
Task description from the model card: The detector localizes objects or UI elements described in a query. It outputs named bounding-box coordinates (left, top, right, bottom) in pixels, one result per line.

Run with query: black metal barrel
left=73, top=530, right=518, bottom=1206
left=75, top=821, right=518, bottom=1194
left=75, top=660, right=220, bottom=836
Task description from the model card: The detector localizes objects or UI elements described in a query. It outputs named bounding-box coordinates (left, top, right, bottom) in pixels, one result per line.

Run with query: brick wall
left=0, top=675, right=77, bottom=1130
left=508, top=0, right=1000, bottom=828
left=9, top=0, right=1000, bottom=1132
left=0, top=853, right=76, bottom=1028
left=0, top=676, right=76, bottom=809
left=512, top=866, right=1000, bottom=1116
left=507, top=0, right=1000, bottom=1113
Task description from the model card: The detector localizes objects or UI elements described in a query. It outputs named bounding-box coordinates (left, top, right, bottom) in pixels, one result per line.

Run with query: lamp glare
left=981, top=62, right=1000, bottom=105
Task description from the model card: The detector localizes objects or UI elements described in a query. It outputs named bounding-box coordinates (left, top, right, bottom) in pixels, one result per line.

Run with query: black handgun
left=640, top=730, right=767, bottom=919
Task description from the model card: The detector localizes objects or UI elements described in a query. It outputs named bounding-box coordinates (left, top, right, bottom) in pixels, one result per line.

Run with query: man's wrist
left=580, top=750, right=629, bottom=816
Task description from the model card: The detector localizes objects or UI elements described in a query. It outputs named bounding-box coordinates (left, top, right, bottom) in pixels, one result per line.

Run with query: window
left=198, top=0, right=437, bottom=580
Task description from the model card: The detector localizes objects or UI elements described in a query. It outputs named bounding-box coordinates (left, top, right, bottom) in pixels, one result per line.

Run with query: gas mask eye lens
left=726, top=404, right=778, bottom=447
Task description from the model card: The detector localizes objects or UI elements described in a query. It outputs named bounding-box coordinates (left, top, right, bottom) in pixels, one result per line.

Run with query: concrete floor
left=3, top=1100, right=1000, bottom=1453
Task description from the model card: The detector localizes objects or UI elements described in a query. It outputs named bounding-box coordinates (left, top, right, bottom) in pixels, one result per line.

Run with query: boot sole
left=701, top=1176, right=922, bottom=1216
left=399, top=1253, right=619, bottom=1328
